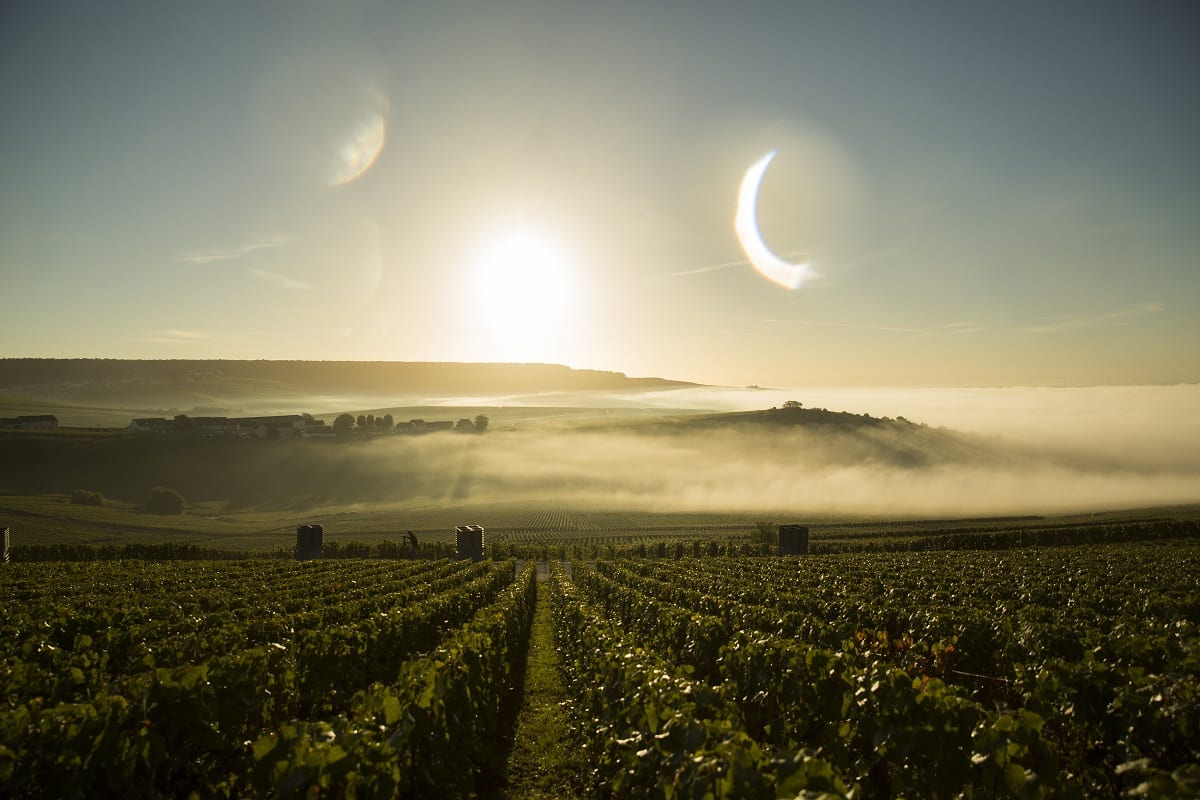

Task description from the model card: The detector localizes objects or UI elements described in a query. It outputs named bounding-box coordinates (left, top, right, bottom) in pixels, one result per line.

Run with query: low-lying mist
left=606, top=384, right=1200, bottom=469
left=8, top=385, right=1195, bottom=518
left=261, top=415, right=1199, bottom=518
left=325, top=383, right=1195, bottom=518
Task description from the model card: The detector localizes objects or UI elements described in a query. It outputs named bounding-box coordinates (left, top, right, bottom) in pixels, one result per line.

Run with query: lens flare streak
left=735, top=150, right=811, bottom=289
left=328, top=111, right=385, bottom=186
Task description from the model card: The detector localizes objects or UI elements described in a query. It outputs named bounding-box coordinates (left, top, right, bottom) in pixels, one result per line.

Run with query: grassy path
left=495, top=561, right=585, bottom=800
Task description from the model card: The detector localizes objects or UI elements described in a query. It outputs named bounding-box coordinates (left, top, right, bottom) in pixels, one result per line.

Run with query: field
left=0, top=558, right=535, bottom=797
left=2, top=389, right=1198, bottom=796
left=556, top=543, right=1200, bottom=798
left=2, top=520, right=1199, bottom=797
left=2, top=490, right=1198, bottom=557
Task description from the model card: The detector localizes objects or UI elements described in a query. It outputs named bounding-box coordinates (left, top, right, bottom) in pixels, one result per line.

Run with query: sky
left=1, top=1, right=1197, bottom=388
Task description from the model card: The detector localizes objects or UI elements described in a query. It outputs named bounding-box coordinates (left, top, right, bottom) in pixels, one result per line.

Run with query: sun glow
left=468, top=229, right=575, bottom=362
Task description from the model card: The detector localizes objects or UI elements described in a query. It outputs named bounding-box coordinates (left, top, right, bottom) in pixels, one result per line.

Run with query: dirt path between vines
left=494, top=561, right=584, bottom=800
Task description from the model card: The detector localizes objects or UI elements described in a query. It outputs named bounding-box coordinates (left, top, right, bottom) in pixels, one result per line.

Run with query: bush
left=145, top=486, right=185, bottom=515
left=70, top=489, right=104, bottom=506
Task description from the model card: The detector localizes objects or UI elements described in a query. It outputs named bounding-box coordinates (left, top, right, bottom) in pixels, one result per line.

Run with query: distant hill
left=0, top=359, right=699, bottom=412
left=682, top=405, right=934, bottom=432
left=585, top=403, right=1008, bottom=470
left=583, top=403, right=928, bottom=434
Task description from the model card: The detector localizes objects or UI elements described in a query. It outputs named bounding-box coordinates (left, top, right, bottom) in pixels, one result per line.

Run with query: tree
left=382, top=414, right=394, bottom=431
left=754, top=521, right=776, bottom=545
left=366, top=414, right=376, bottom=427
left=146, top=486, right=185, bottom=515
left=333, top=413, right=355, bottom=435
left=356, top=414, right=367, bottom=428
left=473, top=414, right=489, bottom=433
left=70, top=489, right=104, bottom=506
left=782, top=400, right=803, bottom=409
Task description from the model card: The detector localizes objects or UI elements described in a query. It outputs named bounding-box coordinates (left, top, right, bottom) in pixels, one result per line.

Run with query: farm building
left=296, top=524, right=324, bottom=560
left=778, top=524, right=810, bottom=555
left=455, top=525, right=485, bottom=562
left=0, top=415, right=58, bottom=430
left=128, top=417, right=173, bottom=433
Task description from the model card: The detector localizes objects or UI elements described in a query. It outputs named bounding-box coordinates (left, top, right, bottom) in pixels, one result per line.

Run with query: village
left=1, top=412, right=489, bottom=438
left=0, top=414, right=59, bottom=430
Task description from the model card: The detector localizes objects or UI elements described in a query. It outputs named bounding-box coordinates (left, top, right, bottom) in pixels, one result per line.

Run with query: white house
left=16, top=415, right=58, bottom=430
left=129, top=417, right=172, bottom=433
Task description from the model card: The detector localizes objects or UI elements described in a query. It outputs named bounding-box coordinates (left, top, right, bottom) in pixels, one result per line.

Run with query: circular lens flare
left=735, top=150, right=811, bottom=289
left=328, top=110, right=385, bottom=186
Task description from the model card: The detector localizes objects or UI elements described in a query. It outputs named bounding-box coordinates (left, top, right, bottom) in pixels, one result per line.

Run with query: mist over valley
left=3, top=363, right=1197, bottom=519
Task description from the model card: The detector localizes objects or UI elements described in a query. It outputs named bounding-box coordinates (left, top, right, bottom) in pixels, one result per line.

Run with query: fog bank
left=361, top=413, right=1200, bottom=517
left=604, top=383, right=1200, bottom=472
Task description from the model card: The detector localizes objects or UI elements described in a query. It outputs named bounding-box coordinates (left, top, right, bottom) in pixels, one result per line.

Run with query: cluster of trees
left=357, top=413, right=395, bottom=430
left=145, top=485, right=185, bottom=515
left=753, top=520, right=777, bottom=545
left=69, top=485, right=185, bottom=515
left=69, top=489, right=104, bottom=506
left=8, top=541, right=257, bottom=562
left=333, top=413, right=390, bottom=434
left=332, top=413, right=489, bottom=436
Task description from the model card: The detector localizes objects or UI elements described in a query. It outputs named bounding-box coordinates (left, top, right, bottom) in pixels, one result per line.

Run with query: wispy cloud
left=656, top=257, right=748, bottom=280
left=1022, top=301, right=1164, bottom=334
left=753, top=317, right=989, bottom=337
left=751, top=302, right=1161, bottom=339
left=133, top=329, right=213, bottom=344
left=129, top=327, right=310, bottom=347
left=918, top=321, right=989, bottom=337
left=653, top=250, right=810, bottom=281
left=654, top=247, right=892, bottom=285
left=249, top=269, right=311, bottom=290
left=177, top=234, right=291, bottom=265
left=755, top=317, right=922, bottom=334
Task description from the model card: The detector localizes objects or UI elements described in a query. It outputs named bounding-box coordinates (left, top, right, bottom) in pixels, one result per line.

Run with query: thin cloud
left=754, top=318, right=924, bottom=335
left=653, top=250, right=809, bottom=281
left=657, top=257, right=748, bottom=280
left=753, top=317, right=987, bottom=337
left=918, top=321, right=989, bottom=337
left=177, top=234, right=291, bottom=265
left=654, top=247, right=891, bottom=286
left=128, top=328, right=308, bottom=348
left=758, top=316, right=916, bottom=333
left=1022, top=301, right=1164, bottom=334
left=133, top=329, right=213, bottom=344
left=249, top=268, right=311, bottom=290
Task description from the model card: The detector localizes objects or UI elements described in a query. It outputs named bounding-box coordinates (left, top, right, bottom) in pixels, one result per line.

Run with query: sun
left=467, top=229, right=575, bottom=362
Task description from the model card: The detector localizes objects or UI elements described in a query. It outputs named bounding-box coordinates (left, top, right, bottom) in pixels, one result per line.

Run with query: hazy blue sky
left=2, top=1, right=1197, bottom=386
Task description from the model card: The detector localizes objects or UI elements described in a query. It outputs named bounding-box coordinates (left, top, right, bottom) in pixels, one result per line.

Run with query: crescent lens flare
left=328, top=110, right=386, bottom=187
left=734, top=150, right=810, bottom=289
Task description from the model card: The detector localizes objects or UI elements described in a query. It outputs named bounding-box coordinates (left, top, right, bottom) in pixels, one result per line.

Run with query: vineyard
left=1, top=558, right=536, bottom=797
left=557, top=543, right=1200, bottom=797
left=2, top=539, right=1198, bottom=797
